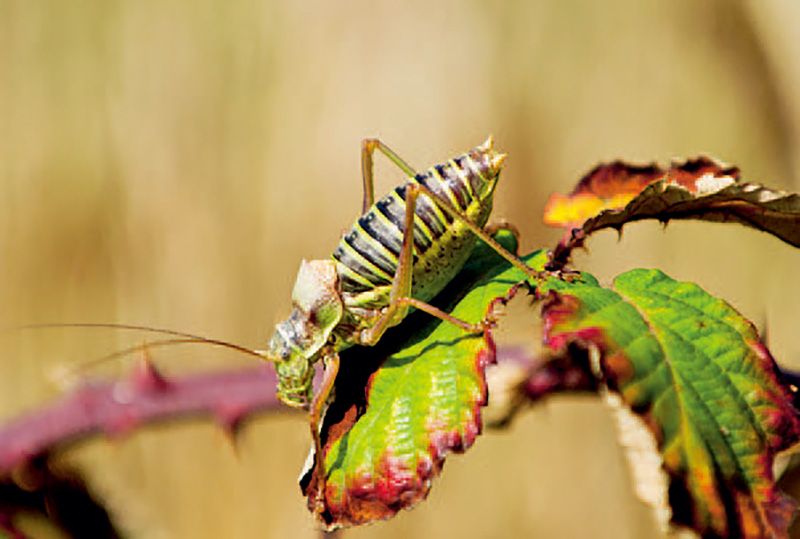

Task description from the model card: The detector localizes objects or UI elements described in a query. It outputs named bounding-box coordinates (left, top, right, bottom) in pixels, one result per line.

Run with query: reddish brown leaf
left=543, top=157, right=800, bottom=270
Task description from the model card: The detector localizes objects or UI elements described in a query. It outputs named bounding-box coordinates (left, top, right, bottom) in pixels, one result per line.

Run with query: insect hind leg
left=414, top=183, right=544, bottom=284
left=360, top=184, right=486, bottom=347
left=360, top=138, right=417, bottom=213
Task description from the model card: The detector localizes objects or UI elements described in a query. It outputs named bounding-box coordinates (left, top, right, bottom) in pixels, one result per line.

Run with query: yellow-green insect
left=263, top=137, right=540, bottom=501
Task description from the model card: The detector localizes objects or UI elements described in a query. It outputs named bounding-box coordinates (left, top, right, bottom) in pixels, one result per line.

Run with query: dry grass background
left=1, top=1, right=799, bottom=537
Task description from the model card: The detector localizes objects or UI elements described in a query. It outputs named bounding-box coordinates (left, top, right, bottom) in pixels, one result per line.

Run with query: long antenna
left=17, top=322, right=272, bottom=367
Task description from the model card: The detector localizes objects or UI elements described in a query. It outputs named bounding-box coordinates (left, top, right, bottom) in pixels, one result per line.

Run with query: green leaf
left=539, top=269, right=800, bottom=537
left=300, top=229, right=800, bottom=536
left=304, top=231, right=547, bottom=528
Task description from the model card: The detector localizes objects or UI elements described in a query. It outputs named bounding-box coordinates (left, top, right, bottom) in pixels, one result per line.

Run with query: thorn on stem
left=215, top=403, right=248, bottom=440
left=130, top=353, right=169, bottom=394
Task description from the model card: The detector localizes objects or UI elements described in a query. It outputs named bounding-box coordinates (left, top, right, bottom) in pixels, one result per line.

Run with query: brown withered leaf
left=544, top=157, right=800, bottom=269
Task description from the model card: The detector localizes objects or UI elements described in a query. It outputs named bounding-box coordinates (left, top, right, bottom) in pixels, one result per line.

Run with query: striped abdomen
left=332, top=140, right=505, bottom=314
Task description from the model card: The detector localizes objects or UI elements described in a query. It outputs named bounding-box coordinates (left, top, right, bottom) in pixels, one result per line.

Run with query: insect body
left=269, top=138, right=504, bottom=406
left=264, top=137, right=540, bottom=505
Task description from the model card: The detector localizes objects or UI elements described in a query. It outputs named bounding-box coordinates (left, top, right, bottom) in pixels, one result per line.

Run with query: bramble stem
left=0, top=361, right=288, bottom=475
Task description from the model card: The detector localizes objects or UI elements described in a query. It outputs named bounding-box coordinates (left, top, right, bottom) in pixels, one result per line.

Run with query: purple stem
left=0, top=360, right=286, bottom=475
left=0, top=345, right=653, bottom=478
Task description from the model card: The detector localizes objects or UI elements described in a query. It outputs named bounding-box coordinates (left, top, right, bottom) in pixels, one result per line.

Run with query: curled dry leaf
left=544, top=157, right=800, bottom=269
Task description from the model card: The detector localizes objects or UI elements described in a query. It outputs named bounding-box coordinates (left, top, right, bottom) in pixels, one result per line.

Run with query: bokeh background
left=1, top=1, right=799, bottom=537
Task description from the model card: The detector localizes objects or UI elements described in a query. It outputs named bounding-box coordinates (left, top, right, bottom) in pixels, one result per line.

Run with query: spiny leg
left=394, top=296, right=484, bottom=333
left=414, top=183, right=545, bottom=284
left=358, top=182, right=418, bottom=344
left=360, top=184, right=485, bottom=347
left=308, top=349, right=340, bottom=511
left=361, top=138, right=417, bottom=213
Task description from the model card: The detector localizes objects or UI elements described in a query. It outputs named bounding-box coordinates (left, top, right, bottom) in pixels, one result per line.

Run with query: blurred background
left=1, top=1, right=799, bottom=537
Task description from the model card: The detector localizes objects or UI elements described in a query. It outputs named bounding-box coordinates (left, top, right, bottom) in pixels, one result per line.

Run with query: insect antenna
left=15, top=323, right=275, bottom=381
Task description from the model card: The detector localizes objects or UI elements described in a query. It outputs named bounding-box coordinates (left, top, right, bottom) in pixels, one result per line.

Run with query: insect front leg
left=360, top=184, right=485, bottom=347
left=360, top=138, right=417, bottom=213
left=308, top=348, right=340, bottom=511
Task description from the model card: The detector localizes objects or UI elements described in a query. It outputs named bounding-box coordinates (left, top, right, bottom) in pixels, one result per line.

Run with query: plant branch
left=0, top=360, right=287, bottom=476
left=485, top=344, right=600, bottom=427
left=0, top=345, right=607, bottom=479
left=0, top=345, right=585, bottom=479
